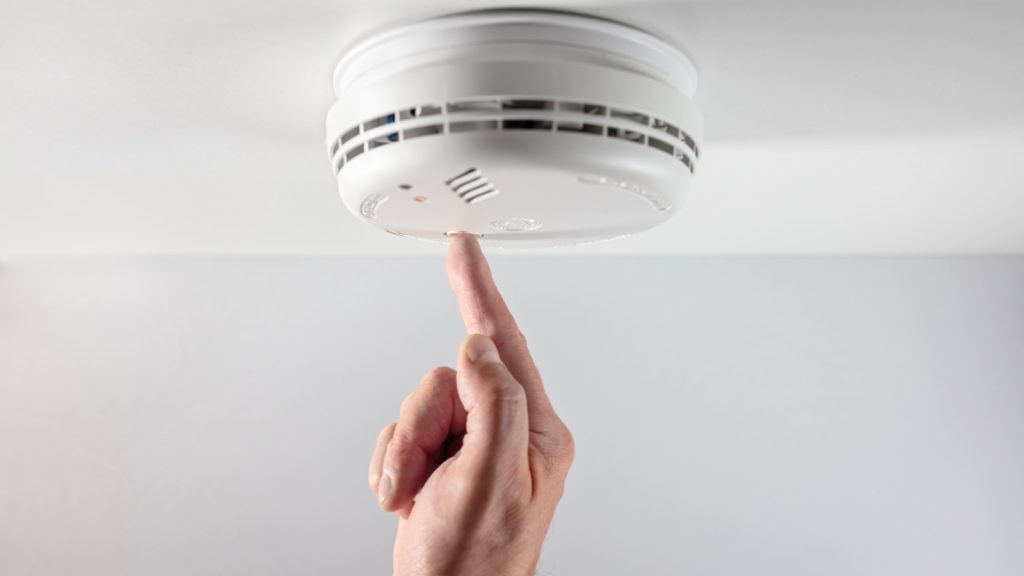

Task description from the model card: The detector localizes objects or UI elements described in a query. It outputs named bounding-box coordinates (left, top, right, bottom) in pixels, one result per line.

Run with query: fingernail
left=466, top=334, right=501, bottom=364
left=377, top=472, right=393, bottom=506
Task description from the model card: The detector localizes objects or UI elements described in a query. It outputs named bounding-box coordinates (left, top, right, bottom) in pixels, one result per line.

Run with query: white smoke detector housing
left=325, top=10, right=702, bottom=247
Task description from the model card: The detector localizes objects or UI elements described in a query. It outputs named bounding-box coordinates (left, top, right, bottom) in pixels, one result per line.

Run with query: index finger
left=446, top=234, right=556, bottom=425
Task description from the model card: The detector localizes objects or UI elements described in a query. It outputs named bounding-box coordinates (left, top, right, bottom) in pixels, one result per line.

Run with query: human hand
left=367, top=234, right=575, bottom=576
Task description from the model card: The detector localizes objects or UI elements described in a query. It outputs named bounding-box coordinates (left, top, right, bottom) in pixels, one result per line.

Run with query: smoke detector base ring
left=325, top=10, right=703, bottom=248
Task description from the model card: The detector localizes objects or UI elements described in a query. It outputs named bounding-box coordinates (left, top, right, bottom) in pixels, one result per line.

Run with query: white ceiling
left=2, top=0, right=1023, bottom=256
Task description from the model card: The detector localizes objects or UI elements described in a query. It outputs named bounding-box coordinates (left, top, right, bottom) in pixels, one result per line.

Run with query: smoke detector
left=325, top=10, right=702, bottom=247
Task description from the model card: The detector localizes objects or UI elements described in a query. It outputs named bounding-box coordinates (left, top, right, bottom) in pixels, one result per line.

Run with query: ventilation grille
left=445, top=167, right=500, bottom=204
left=328, top=98, right=699, bottom=176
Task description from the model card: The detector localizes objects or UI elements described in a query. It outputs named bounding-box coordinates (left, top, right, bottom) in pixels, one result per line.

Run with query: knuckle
left=478, top=376, right=526, bottom=408
left=376, top=423, right=396, bottom=448
left=557, top=424, right=576, bottom=463
left=404, top=367, right=455, bottom=417
left=474, top=383, right=526, bottom=430
left=540, top=421, right=575, bottom=478
left=387, top=432, right=413, bottom=462
left=412, top=366, right=455, bottom=405
left=398, top=393, right=416, bottom=417
left=475, top=363, right=518, bottom=388
left=423, top=365, right=455, bottom=384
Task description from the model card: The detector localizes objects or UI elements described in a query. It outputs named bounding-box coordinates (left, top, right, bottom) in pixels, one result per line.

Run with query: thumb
left=455, top=334, right=530, bottom=471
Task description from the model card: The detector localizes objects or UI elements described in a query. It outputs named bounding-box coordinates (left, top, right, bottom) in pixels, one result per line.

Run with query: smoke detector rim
left=332, top=10, right=699, bottom=100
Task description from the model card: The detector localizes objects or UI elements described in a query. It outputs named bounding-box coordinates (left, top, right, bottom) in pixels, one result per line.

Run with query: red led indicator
left=413, top=196, right=429, bottom=203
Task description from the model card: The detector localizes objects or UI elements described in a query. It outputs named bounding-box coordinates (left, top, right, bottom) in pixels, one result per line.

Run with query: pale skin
left=367, top=234, right=575, bottom=576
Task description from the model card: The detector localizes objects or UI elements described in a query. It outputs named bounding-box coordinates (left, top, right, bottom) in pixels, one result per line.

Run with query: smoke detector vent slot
left=451, top=120, right=500, bottom=133
left=610, top=109, right=650, bottom=126
left=346, top=144, right=366, bottom=161
left=403, top=124, right=444, bottom=139
left=341, top=126, right=361, bottom=145
left=682, top=135, right=700, bottom=158
left=556, top=121, right=603, bottom=135
left=446, top=167, right=479, bottom=186
left=459, top=182, right=489, bottom=197
left=446, top=168, right=500, bottom=204
left=502, top=99, right=555, bottom=111
left=675, top=149, right=694, bottom=170
left=648, top=137, right=674, bottom=155
left=652, top=119, right=679, bottom=138
left=502, top=119, right=554, bottom=130
left=399, top=105, right=443, bottom=120
left=608, top=127, right=646, bottom=144
left=448, top=100, right=501, bottom=113
left=467, top=190, right=500, bottom=204
left=363, top=114, right=394, bottom=131
left=558, top=102, right=607, bottom=115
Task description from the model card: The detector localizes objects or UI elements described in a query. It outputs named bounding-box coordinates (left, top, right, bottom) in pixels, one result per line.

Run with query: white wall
left=1, top=256, right=1022, bottom=575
